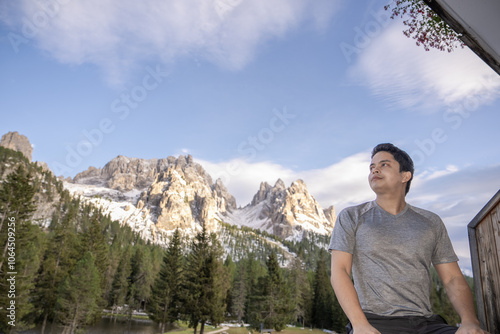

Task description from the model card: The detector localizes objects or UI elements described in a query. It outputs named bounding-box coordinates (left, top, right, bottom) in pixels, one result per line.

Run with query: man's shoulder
left=339, top=201, right=376, bottom=219
left=407, top=203, right=442, bottom=223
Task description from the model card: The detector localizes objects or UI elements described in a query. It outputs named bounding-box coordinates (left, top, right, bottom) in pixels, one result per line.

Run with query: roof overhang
left=423, top=0, right=500, bottom=76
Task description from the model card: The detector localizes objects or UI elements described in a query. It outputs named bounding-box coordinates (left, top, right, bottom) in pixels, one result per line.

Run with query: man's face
left=368, top=151, right=410, bottom=195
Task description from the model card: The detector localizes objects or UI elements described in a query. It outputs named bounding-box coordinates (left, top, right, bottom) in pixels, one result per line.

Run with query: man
left=329, top=143, right=488, bottom=334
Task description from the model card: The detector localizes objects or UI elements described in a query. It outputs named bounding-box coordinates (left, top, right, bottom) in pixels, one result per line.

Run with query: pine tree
left=148, top=229, right=184, bottom=333
left=108, top=247, right=132, bottom=319
left=0, top=165, right=44, bottom=333
left=288, top=257, right=312, bottom=327
left=80, top=214, right=109, bottom=293
left=311, top=249, right=346, bottom=332
left=311, top=249, right=334, bottom=329
left=182, top=225, right=229, bottom=334
left=249, top=252, right=294, bottom=331
left=31, top=209, right=80, bottom=334
left=55, top=252, right=101, bottom=334
left=129, top=244, right=155, bottom=311
left=224, top=255, right=236, bottom=316
left=231, top=263, right=248, bottom=324
left=0, top=165, right=36, bottom=235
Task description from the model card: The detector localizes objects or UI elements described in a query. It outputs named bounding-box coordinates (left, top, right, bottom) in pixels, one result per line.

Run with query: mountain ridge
left=1, top=131, right=336, bottom=244
left=70, top=153, right=335, bottom=242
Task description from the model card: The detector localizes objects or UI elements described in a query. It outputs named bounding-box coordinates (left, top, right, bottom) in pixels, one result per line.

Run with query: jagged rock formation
left=0, top=131, right=33, bottom=162
left=73, top=155, right=177, bottom=190
left=73, top=154, right=237, bottom=233
left=323, top=205, right=336, bottom=226
left=223, top=179, right=335, bottom=240
left=71, top=154, right=335, bottom=241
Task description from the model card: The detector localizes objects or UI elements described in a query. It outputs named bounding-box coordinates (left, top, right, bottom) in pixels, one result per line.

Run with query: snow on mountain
left=66, top=155, right=336, bottom=246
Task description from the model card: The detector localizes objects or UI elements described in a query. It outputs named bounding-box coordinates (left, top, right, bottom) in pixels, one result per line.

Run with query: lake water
left=23, top=317, right=159, bottom=334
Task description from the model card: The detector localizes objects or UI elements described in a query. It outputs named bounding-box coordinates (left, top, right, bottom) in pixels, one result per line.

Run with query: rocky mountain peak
left=136, top=160, right=228, bottom=232
left=73, top=155, right=190, bottom=191
left=274, top=178, right=286, bottom=190
left=251, top=181, right=272, bottom=205
left=0, top=131, right=33, bottom=162
left=323, top=205, right=336, bottom=226
left=227, top=178, right=335, bottom=240
left=213, top=178, right=237, bottom=211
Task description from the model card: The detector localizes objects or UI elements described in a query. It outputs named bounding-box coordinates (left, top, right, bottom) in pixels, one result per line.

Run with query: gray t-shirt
left=328, top=200, right=458, bottom=317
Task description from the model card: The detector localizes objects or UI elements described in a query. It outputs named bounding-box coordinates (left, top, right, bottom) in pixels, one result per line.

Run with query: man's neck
left=375, top=194, right=407, bottom=215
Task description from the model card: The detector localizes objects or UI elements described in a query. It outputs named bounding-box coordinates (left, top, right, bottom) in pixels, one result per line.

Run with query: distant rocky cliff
left=0, top=131, right=61, bottom=223
left=1, top=131, right=33, bottom=162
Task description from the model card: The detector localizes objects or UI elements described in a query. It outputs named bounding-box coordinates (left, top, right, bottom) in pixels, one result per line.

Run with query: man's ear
left=402, top=171, right=412, bottom=183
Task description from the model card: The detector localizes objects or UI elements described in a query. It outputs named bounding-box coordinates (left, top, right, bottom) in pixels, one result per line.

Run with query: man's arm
left=434, top=262, right=489, bottom=334
left=330, top=250, right=380, bottom=334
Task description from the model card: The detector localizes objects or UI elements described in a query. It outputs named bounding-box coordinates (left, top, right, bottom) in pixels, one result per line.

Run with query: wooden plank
left=491, top=206, right=500, bottom=265
left=489, top=205, right=500, bottom=333
left=468, top=226, right=486, bottom=327
left=476, top=213, right=500, bottom=333
left=475, top=219, right=490, bottom=330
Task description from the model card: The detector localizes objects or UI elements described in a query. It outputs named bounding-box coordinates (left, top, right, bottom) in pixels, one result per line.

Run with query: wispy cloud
left=198, top=151, right=373, bottom=210
left=199, top=158, right=297, bottom=207
left=2, top=0, right=339, bottom=86
left=348, top=21, right=500, bottom=111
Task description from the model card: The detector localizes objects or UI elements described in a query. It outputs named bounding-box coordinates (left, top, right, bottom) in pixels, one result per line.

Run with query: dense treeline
left=0, top=147, right=464, bottom=333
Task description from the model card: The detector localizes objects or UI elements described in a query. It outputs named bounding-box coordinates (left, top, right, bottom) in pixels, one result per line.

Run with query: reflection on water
left=23, top=317, right=159, bottom=334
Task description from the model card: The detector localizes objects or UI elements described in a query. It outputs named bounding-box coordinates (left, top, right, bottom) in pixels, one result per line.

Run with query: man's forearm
left=444, top=275, right=480, bottom=324
left=331, top=269, right=370, bottom=327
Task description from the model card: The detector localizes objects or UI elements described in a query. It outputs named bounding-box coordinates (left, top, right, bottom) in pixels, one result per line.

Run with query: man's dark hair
left=371, top=143, right=414, bottom=195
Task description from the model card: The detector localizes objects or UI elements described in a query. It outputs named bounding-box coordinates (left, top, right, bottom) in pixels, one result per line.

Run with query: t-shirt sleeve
left=431, top=217, right=459, bottom=265
left=328, top=208, right=357, bottom=254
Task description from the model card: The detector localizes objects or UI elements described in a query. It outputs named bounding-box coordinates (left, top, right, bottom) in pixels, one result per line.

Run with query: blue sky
left=1, top=0, right=500, bottom=273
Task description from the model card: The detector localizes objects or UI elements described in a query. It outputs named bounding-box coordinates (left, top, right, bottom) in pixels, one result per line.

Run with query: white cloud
left=197, top=158, right=297, bottom=207
left=348, top=21, right=500, bottom=111
left=2, top=0, right=339, bottom=86
left=299, top=152, right=373, bottom=211
left=200, top=154, right=372, bottom=210
left=415, top=165, right=459, bottom=181
left=197, top=152, right=373, bottom=210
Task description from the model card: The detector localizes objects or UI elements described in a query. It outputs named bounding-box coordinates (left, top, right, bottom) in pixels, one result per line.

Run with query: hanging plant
left=384, top=0, right=465, bottom=52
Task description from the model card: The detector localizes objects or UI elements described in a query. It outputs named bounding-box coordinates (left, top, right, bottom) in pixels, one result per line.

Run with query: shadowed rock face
left=0, top=131, right=33, bottom=162
left=249, top=179, right=335, bottom=239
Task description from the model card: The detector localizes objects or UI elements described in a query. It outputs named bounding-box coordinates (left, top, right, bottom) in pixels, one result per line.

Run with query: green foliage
left=248, top=252, right=294, bottom=331
left=0, top=164, right=44, bottom=333
left=287, top=258, right=312, bottom=327
left=55, top=252, right=101, bottom=333
left=109, top=247, right=132, bottom=310
left=230, top=262, right=248, bottom=323
left=31, top=209, right=81, bottom=332
left=181, top=225, right=230, bottom=334
left=311, top=250, right=345, bottom=332
left=148, top=229, right=185, bottom=333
